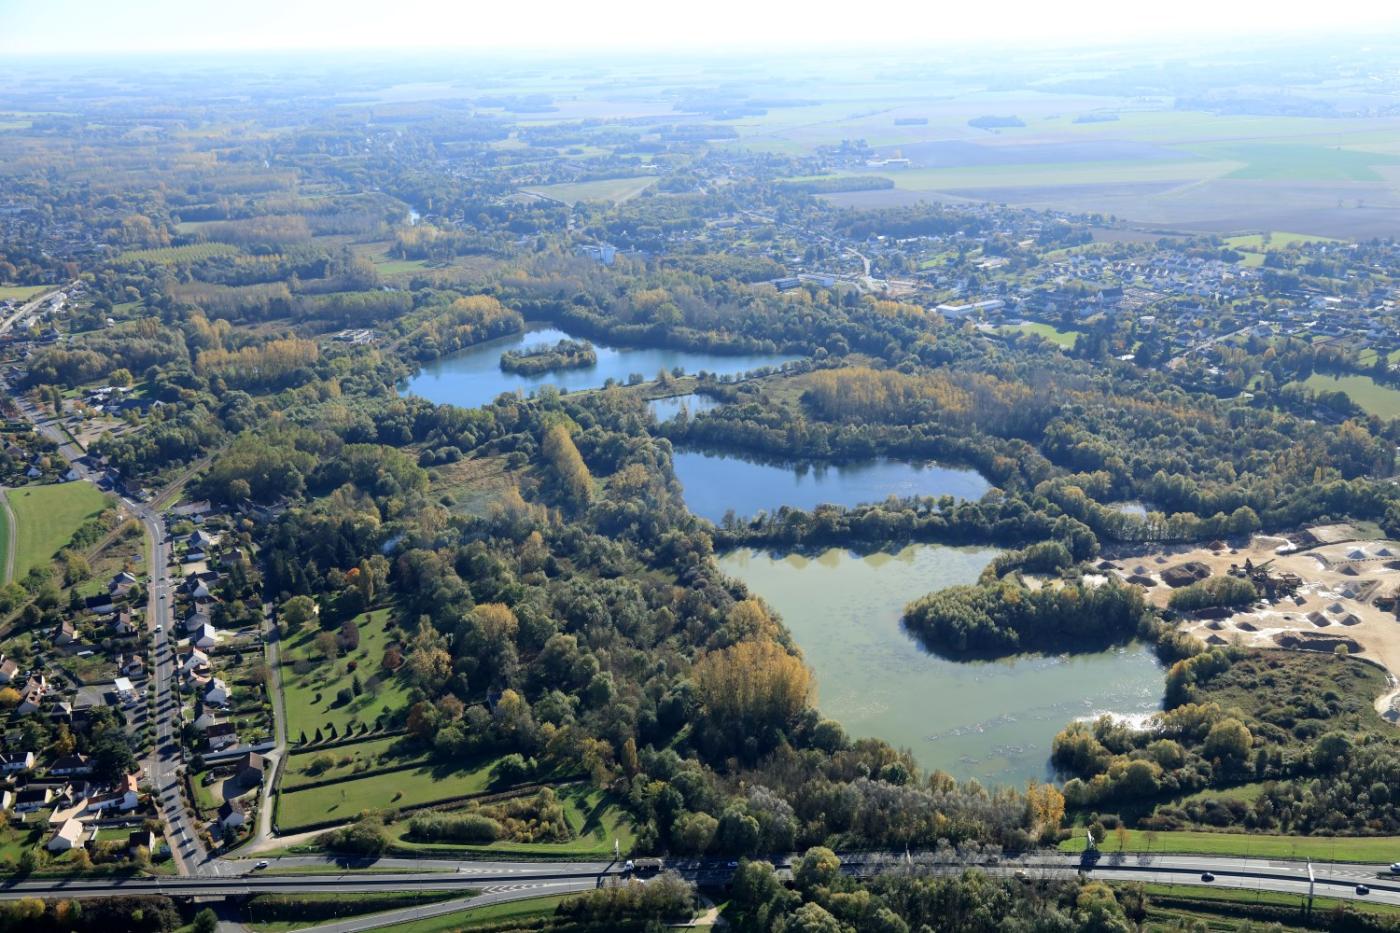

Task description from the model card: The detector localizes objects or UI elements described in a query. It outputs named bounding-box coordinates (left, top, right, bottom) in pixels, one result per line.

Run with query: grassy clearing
left=5, top=482, right=109, bottom=578
left=0, top=283, right=58, bottom=302
left=1296, top=372, right=1400, bottom=419
left=280, top=734, right=425, bottom=789
left=521, top=175, right=656, bottom=205
left=997, top=321, right=1079, bottom=349
left=1060, top=828, right=1400, bottom=862
left=388, top=785, right=637, bottom=858
left=280, top=607, right=414, bottom=741
left=370, top=894, right=570, bottom=933
left=1223, top=231, right=1342, bottom=250
left=276, top=755, right=503, bottom=831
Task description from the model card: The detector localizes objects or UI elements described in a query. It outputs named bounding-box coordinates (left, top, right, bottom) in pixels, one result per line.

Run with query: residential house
left=0, top=751, right=34, bottom=773
left=113, top=676, right=138, bottom=705
left=50, top=754, right=92, bottom=777
left=15, top=786, right=53, bottom=812
left=83, top=592, right=116, bottom=614
left=52, top=620, right=77, bottom=647
left=192, top=623, right=218, bottom=650
left=110, top=609, right=138, bottom=637
left=119, top=653, right=146, bottom=678
left=205, top=721, right=239, bottom=751
left=234, top=752, right=265, bottom=786
left=127, top=829, right=155, bottom=856
left=46, top=817, right=89, bottom=852
left=108, top=571, right=137, bottom=596
left=16, top=676, right=46, bottom=715
left=204, top=677, right=231, bottom=706
left=183, top=608, right=212, bottom=635
left=179, top=647, right=211, bottom=677
left=86, top=774, right=138, bottom=813
left=192, top=709, right=223, bottom=732
left=218, top=797, right=247, bottom=830
left=0, top=657, right=16, bottom=684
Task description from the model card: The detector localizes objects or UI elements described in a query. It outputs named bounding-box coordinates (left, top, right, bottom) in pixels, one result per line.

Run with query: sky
left=1, top=0, right=1399, bottom=56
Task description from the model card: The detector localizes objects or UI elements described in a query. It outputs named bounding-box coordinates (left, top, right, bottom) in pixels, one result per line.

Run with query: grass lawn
left=369, top=894, right=570, bottom=933
left=1136, top=882, right=1400, bottom=921
left=1296, top=372, right=1400, bottom=419
left=276, top=755, right=504, bottom=831
left=281, top=734, right=425, bottom=789
left=997, top=321, right=1079, bottom=349
left=1223, top=231, right=1342, bottom=251
left=0, top=490, right=10, bottom=584
left=521, top=175, right=657, bottom=205
left=388, top=785, right=637, bottom=858
left=5, top=482, right=109, bottom=578
left=280, top=607, right=414, bottom=741
left=244, top=892, right=466, bottom=933
left=0, top=283, right=57, bottom=302
left=1060, top=828, right=1400, bottom=863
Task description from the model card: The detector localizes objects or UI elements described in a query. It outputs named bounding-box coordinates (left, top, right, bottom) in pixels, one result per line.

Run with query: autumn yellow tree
left=542, top=424, right=592, bottom=506
left=693, top=640, right=812, bottom=734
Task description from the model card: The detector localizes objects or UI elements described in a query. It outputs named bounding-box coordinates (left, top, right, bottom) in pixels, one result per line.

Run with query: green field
left=1296, top=372, right=1400, bottom=418
left=5, top=482, right=109, bottom=578
left=388, top=786, right=637, bottom=858
left=280, top=734, right=425, bottom=789
left=521, top=175, right=657, bottom=205
left=869, top=159, right=1241, bottom=192
left=998, top=321, right=1079, bottom=349
left=276, top=755, right=503, bottom=831
left=280, top=607, right=415, bottom=740
left=1060, top=828, right=1400, bottom=863
left=1193, top=142, right=1400, bottom=182
left=0, top=284, right=57, bottom=302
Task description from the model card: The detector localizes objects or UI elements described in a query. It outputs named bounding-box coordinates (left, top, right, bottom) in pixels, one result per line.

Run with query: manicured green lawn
left=1137, top=882, right=1400, bottom=920
left=388, top=786, right=637, bottom=858
left=281, top=734, right=424, bottom=789
left=0, top=284, right=57, bottom=302
left=244, top=892, right=465, bottom=932
left=276, top=755, right=503, bottom=831
left=281, top=607, right=414, bottom=740
left=998, top=321, right=1079, bottom=349
left=0, top=490, right=11, bottom=584
left=1060, top=828, right=1400, bottom=863
left=5, top=482, right=109, bottom=578
left=369, top=894, right=570, bottom=933
left=1297, top=372, right=1400, bottom=419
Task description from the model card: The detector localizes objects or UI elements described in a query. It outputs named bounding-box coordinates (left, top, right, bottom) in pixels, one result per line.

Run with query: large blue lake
left=401, top=326, right=797, bottom=409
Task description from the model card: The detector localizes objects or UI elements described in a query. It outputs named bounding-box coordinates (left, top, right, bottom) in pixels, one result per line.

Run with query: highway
left=0, top=852, right=1396, bottom=908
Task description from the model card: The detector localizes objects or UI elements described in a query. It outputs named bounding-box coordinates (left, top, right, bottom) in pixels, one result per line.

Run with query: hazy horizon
left=3, top=0, right=1400, bottom=57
